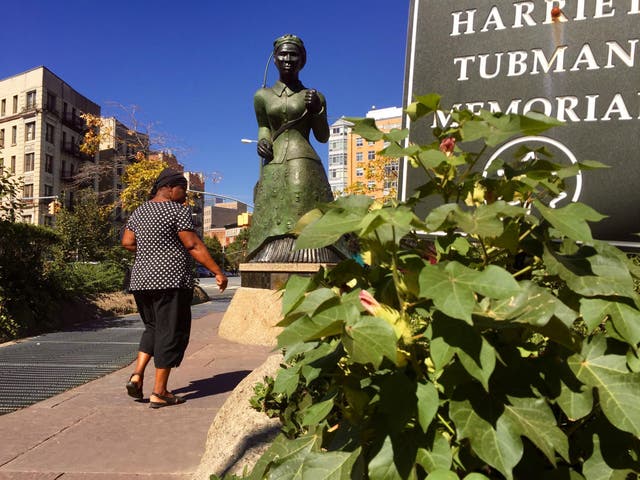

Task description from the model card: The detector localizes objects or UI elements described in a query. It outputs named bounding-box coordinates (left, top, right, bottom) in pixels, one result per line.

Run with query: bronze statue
left=247, top=34, right=340, bottom=262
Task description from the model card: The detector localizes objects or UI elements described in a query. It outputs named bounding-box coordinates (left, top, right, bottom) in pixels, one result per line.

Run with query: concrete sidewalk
left=0, top=302, right=272, bottom=479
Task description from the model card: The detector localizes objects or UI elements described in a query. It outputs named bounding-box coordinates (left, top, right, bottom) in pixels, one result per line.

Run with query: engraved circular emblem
left=482, top=136, right=582, bottom=208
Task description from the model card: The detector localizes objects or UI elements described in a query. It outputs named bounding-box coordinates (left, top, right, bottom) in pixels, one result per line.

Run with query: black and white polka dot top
left=126, top=200, right=195, bottom=291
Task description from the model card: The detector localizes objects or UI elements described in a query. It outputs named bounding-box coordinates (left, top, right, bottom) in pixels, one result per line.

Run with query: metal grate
left=0, top=297, right=233, bottom=416
left=0, top=319, right=143, bottom=415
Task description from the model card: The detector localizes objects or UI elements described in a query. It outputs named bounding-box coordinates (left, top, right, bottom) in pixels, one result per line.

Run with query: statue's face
left=275, top=43, right=303, bottom=75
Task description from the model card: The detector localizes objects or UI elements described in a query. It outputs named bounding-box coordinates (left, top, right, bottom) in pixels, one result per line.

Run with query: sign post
left=401, top=0, right=640, bottom=247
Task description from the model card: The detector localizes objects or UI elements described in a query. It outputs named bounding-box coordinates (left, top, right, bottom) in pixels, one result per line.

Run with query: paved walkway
left=0, top=292, right=272, bottom=479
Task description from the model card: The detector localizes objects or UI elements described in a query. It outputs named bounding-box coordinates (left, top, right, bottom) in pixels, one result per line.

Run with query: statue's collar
left=272, top=80, right=305, bottom=97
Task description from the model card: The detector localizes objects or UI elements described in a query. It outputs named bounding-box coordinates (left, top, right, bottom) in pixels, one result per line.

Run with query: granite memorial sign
left=401, top=0, right=640, bottom=247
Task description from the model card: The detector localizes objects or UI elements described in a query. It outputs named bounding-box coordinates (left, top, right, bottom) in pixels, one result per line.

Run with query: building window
left=11, top=126, right=17, bottom=145
left=46, top=92, right=57, bottom=112
left=23, top=183, right=34, bottom=198
left=356, top=168, right=364, bottom=177
left=22, top=215, right=32, bottom=224
left=0, top=128, right=4, bottom=148
left=0, top=158, right=3, bottom=173
left=356, top=152, right=363, bottom=162
left=44, top=184, right=53, bottom=197
left=45, top=123, right=55, bottom=144
left=25, top=122, right=36, bottom=141
left=367, top=180, right=376, bottom=189
left=24, top=153, right=35, bottom=172
left=26, top=90, right=36, bottom=110
left=368, top=141, right=375, bottom=146
left=368, top=151, right=376, bottom=160
left=45, top=154, right=54, bottom=173
left=12, top=95, right=17, bottom=114
left=356, top=137, right=363, bottom=147
left=0, top=99, right=5, bottom=116
left=11, top=156, right=16, bottom=172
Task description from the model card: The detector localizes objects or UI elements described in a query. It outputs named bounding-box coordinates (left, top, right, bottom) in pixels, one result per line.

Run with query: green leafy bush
left=233, top=95, right=640, bottom=479
left=48, top=261, right=126, bottom=295
left=0, top=221, right=61, bottom=340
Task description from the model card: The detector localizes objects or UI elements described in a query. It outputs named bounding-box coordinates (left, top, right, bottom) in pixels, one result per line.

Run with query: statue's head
left=273, top=34, right=306, bottom=72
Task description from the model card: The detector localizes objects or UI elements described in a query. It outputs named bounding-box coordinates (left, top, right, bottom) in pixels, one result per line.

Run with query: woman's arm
left=121, top=228, right=137, bottom=252
left=178, top=230, right=228, bottom=292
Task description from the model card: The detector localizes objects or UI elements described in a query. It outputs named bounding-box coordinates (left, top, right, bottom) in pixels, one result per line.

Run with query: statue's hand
left=305, top=89, right=322, bottom=115
left=257, top=139, right=274, bottom=162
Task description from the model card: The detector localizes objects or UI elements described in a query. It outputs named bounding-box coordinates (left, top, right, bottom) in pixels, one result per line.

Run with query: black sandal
left=126, top=373, right=143, bottom=400
left=149, top=392, right=185, bottom=409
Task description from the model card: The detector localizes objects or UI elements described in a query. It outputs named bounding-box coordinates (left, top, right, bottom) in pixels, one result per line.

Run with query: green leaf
left=406, top=94, right=440, bottom=121
left=301, top=395, right=336, bottom=426
left=502, top=397, right=570, bottom=464
left=544, top=245, right=636, bottom=299
left=296, top=208, right=365, bottom=249
left=484, top=281, right=577, bottom=328
left=429, top=337, right=456, bottom=371
left=425, top=204, right=458, bottom=231
left=431, top=316, right=496, bottom=390
left=461, top=111, right=562, bottom=147
left=451, top=205, right=504, bottom=238
left=273, top=366, right=300, bottom=396
left=450, top=399, right=522, bottom=480
left=368, top=435, right=403, bottom=480
left=582, top=434, right=633, bottom=480
left=425, top=470, right=458, bottom=480
left=536, top=202, right=605, bottom=243
left=343, top=316, right=398, bottom=368
left=290, top=288, right=337, bottom=317
left=556, top=382, right=594, bottom=420
left=580, top=299, right=640, bottom=346
left=250, top=433, right=320, bottom=480
left=568, top=336, right=640, bottom=436
left=418, top=150, right=449, bottom=169
left=297, top=450, right=361, bottom=480
left=463, top=475, right=490, bottom=480
left=282, top=275, right=312, bottom=316
left=419, top=263, right=476, bottom=322
left=416, top=382, right=439, bottom=432
left=344, top=117, right=384, bottom=141
left=474, top=265, right=520, bottom=299
left=416, top=433, right=452, bottom=473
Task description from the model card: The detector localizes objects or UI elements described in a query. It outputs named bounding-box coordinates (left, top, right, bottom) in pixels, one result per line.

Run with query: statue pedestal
left=218, top=263, right=335, bottom=346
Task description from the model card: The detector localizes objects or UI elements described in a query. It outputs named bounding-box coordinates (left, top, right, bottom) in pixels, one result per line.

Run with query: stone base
left=218, top=287, right=283, bottom=346
left=192, top=353, right=283, bottom=479
left=240, top=262, right=336, bottom=290
left=219, top=263, right=332, bottom=347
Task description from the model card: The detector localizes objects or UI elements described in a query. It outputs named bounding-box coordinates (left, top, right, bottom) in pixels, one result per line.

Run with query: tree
left=224, top=227, right=250, bottom=271
left=203, top=235, right=224, bottom=266
left=0, top=169, right=24, bottom=222
left=54, top=188, right=116, bottom=261
left=119, top=157, right=167, bottom=212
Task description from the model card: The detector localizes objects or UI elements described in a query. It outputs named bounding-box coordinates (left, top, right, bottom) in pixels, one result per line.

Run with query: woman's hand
left=215, top=273, right=228, bottom=292
left=257, top=138, right=274, bottom=162
left=305, top=89, right=322, bottom=115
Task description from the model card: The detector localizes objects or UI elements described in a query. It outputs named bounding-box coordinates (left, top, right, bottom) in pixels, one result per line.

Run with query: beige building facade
left=0, top=66, right=100, bottom=225
left=328, top=106, right=402, bottom=201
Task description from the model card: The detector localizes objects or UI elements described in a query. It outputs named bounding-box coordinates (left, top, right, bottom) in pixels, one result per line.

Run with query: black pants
left=133, top=289, right=193, bottom=368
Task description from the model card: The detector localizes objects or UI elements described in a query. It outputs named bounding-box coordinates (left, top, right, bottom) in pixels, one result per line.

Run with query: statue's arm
left=254, top=90, right=274, bottom=161
left=309, top=90, right=329, bottom=143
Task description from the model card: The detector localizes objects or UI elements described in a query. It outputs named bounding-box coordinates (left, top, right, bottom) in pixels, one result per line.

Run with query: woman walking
left=121, top=168, right=227, bottom=408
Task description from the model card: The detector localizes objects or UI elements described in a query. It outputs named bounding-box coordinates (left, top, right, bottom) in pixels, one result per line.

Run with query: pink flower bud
left=439, top=137, right=456, bottom=156
left=359, top=290, right=380, bottom=316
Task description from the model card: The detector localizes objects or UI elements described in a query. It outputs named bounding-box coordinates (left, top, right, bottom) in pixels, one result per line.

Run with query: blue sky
left=0, top=1, right=409, bottom=206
